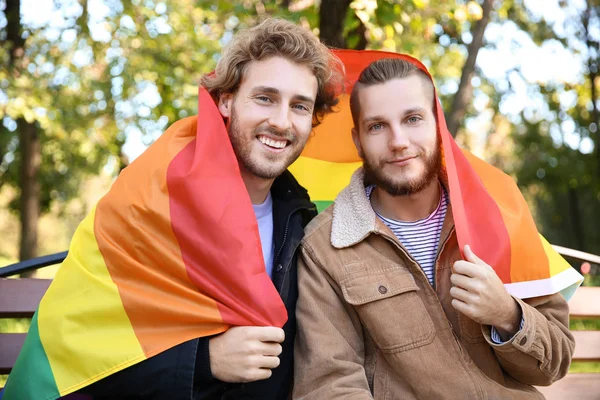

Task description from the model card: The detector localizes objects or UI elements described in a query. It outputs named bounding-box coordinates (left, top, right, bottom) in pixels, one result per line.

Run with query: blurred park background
left=2, top=0, right=600, bottom=267
left=1, top=0, right=600, bottom=380
left=7, top=0, right=600, bottom=280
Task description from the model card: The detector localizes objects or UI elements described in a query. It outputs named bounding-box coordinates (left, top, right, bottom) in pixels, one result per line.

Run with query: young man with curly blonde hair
left=79, top=18, right=343, bottom=400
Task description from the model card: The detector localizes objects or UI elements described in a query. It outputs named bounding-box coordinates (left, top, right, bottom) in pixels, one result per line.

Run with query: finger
left=464, top=245, right=487, bottom=267
left=251, top=326, right=285, bottom=343
left=449, top=286, right=476, bottom=304
left=449, top=272, right=473, bottom=290
left=258, top=355, right=281, bottom=370
left=452, top=260, right=480, bottom=278
left=259, top=342, right=283, bottom=357
left=451, top=298, right=472, bottom=317
left=246, top=367, right=273, bottom=382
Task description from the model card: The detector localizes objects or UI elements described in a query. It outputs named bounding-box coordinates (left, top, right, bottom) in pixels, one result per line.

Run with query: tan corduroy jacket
left=293, top=169, right=574, bottom=400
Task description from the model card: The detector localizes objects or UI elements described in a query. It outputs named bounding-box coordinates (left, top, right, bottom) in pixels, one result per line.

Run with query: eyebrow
left=402, top=107, right=427, bottom=116
left=362, top=115, right=386, bottom=126
left=362, top=107, right=428, bottom=126
left=250, top=86, right=315, bottom=106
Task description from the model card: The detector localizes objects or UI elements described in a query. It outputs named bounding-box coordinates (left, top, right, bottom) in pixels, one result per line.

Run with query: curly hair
left=201, top=18, right=344, bottom=126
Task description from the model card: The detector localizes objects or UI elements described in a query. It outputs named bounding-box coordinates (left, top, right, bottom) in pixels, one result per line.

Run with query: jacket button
left=378, top=285, right=388, bottom=294
left=276, top=264, right=283, bottom=272
left=519, top=336, right=528, bottom=346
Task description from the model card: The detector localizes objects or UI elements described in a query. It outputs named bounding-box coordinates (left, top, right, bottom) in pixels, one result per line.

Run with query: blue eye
left=369, top=123, right=383, bottom=132
left=256, top=96, right=272, bottom=103
left=293, top=104, right=310, bottom=112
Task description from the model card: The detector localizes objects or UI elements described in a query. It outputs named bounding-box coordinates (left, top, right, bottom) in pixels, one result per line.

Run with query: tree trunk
left=583, top=0, right=600, bottom=180
left=18, top=120, right=41, bottom=262
left=319, top=0, right=352, bottom=48
left=6, top=0, right=42, bottom=263
left=567, top=187, right=585, bottom=250
left=446, top=0, right=495, bottom=137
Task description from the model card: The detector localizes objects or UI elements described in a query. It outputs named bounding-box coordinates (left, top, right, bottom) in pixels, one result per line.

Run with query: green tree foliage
left=0, top=0, right=305, bottom=258
left=480, top=0, right=600, bottom=256
left=0, top=0, right=598, bottom=266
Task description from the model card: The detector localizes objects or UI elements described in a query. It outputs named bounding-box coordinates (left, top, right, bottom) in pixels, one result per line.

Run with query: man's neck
left=240, top=168, right=275, bottom=205
left=371, top=179, right=441, bottom=222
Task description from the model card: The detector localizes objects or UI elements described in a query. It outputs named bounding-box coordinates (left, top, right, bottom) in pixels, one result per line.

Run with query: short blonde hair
left=202, top=18, right=344, bottom=126
left=350, top=58, right=434, bottom=128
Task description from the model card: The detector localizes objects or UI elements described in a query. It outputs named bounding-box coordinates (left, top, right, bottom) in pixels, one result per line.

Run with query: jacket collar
left=331, top=168, right=454, bottom=249
left=271, top=170, right=312, bottom=207
left=270, top=169, right=316, bottom=260
left=331, top=168, right=379, bottom=249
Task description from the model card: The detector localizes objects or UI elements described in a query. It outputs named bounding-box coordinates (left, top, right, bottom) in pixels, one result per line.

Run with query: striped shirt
left=366, top=185, right=448, bottom=286
left=490, top=319, right=525, bottom=344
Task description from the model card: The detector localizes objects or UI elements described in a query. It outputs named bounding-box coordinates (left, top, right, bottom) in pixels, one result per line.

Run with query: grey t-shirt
left=252, top=192, right=274, bottom=277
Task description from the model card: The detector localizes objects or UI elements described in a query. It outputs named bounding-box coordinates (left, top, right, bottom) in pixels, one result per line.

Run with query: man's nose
left=389, top=125, right=410, bottom=150
left=268, top=105, right=292, bottom=132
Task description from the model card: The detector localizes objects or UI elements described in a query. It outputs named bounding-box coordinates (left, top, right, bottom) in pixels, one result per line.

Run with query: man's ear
left=352, top=127, right=363, bottom=158
left=218, top=93, right=233, bottom=118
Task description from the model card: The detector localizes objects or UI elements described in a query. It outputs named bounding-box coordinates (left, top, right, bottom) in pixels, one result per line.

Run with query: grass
left=0, top=319, right=31, bottom=388
left=570, top=362, right=600, bottom=373
left=570, top=318, right=600, bottom=331
left=0, top=318, right=31, bottom=333
left=569, top=318, right=600, bottom=373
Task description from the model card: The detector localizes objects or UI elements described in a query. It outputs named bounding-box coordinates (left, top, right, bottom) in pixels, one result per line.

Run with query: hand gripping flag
left=1, top=88, right=287, bottom=400
left=289, top=49, right=583, bottom=301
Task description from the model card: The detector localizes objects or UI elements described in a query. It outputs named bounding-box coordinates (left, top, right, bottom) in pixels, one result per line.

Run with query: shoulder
left=302, top=205, right=334, bottom=249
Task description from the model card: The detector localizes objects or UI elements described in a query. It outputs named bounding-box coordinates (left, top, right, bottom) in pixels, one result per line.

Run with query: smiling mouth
left=389, top=155, right=417, bottom=164
left=257, top=134, right=289, bottom=150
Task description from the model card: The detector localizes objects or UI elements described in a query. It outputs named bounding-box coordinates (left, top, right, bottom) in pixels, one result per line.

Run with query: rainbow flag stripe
left=1, top=89, right=286, bottom=399
left=290, top=49, right=583, bottom=300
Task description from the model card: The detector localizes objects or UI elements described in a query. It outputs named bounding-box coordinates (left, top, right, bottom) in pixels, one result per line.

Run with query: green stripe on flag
left=3, top=312, right=59, bottom=400
left=314, top=201, right=333, bottom=213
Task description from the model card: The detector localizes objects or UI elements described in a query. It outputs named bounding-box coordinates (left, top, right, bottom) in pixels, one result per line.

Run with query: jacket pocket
left=340, top=268, right=436, bottom=353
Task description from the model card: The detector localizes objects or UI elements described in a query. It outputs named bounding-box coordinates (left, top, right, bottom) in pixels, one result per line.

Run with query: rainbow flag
left=1, top=88, right=286, bottom=399
left=289, top=49, right=583, bottom=300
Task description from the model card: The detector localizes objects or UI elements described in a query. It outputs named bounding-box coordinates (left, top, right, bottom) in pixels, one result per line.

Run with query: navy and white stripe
left=366, top=185, right=448, bottom=286
left=491, top=318, right=525, bottom=343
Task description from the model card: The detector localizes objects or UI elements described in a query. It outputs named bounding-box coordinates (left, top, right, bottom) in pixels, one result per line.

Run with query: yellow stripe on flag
left=539, top=234, right=573, bottom=276
left=289, top=156, right=361, bottom=201
left=39, top=205, right=145, bottom=395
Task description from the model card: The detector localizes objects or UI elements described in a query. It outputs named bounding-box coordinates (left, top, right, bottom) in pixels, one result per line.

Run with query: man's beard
left=227, top=106, right=302, bottom=180
left=363, top=137, right=441, bottom=196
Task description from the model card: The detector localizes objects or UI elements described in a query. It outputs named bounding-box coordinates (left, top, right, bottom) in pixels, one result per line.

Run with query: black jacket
left=80, top=170, right=317, bottom=400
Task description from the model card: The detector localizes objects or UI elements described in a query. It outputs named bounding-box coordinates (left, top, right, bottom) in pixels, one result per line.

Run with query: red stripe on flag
left=441, top=132, right=512, bottom=282
left=166, top=88, right=287, bottom=328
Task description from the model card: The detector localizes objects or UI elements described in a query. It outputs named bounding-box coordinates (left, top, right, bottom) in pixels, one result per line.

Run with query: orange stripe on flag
left=303, top=95, right=360, bottom=163
left=95, top=116, right=228, bottom=356
left=462, top=151, right=551, bottom=282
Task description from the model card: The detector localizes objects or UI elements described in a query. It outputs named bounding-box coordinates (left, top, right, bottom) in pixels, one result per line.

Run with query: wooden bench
left=536, top=246, right=600, bottom=399
left=0, top=252, right=64, bottom=380
left=0, top=278, right=52, bottom=375
left=1, top=250, right=598, bottom=395
left=536, top=285, right=600, bottom=399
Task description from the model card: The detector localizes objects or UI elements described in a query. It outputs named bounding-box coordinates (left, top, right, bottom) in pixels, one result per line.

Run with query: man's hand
left=450, top=245, right=522, bottom=341
left=209, top=326, right=285, bottom=383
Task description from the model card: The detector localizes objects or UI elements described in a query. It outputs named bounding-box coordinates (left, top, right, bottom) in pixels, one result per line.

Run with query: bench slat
left=568, top=286, right=600, bottom=319
left=537, top=373, right=600, bottom=400
left=0, top=333, right=26, bottom=375
left=572, top=330, right=600, bottom=362
left=0, top=279, right=51, bottom=318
